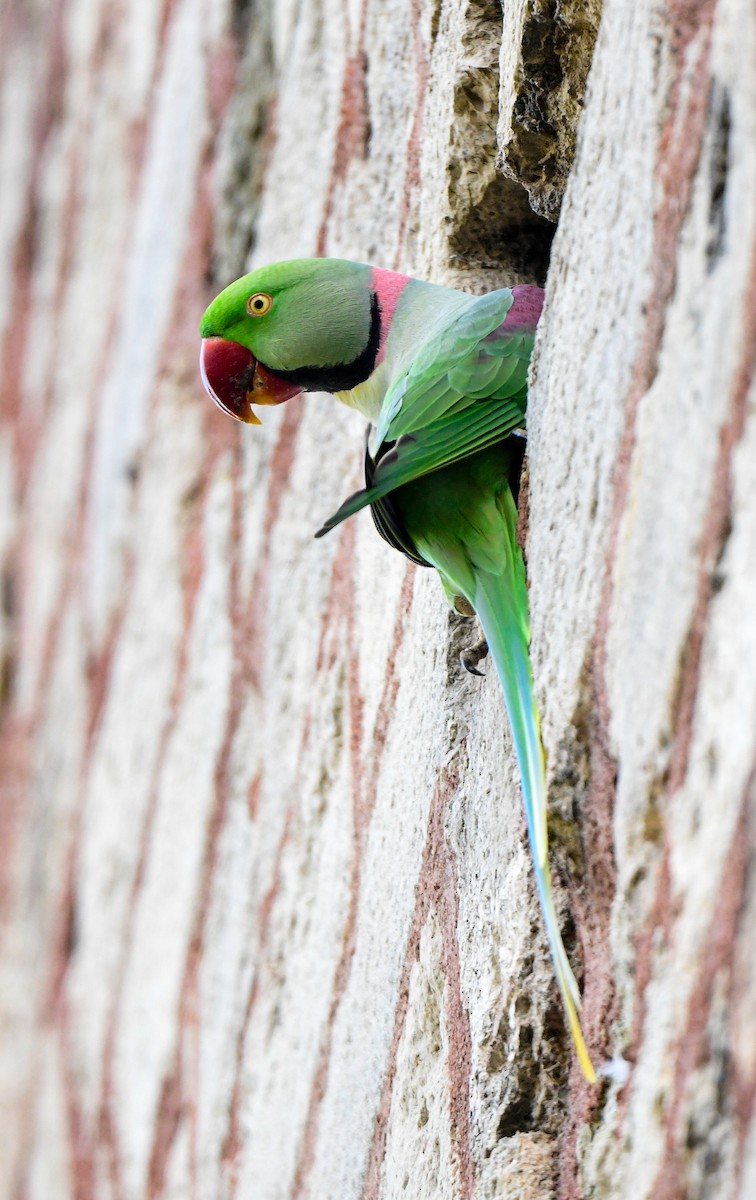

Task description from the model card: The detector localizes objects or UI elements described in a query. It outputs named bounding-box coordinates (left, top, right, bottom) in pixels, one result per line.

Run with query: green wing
left=374, top=290, right=515, bottom=442
left=316, top=293, right=534, bottom=537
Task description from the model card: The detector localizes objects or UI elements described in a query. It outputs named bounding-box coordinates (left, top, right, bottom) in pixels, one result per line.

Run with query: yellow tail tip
left=566, top=1002, right=597, bottom=1083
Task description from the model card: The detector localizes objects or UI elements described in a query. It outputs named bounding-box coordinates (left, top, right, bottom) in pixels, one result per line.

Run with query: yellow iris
left=246, top=292, right=272, bottom=316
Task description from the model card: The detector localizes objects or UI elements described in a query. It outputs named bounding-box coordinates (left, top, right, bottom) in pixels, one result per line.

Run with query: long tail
left=473, top=565, right=595, bottom=1082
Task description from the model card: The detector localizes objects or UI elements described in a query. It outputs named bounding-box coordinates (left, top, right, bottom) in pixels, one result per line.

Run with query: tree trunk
left=1, top=1, right=754, bottom=1197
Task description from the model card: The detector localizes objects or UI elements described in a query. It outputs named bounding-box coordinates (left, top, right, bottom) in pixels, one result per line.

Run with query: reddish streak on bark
left=146, top=1062, right=184, bottom=1200
left=206, top=31, right=241, bottom=127
left=0, top=716, right=28, bottom=920
left=230, top=398, right=305, bottom=694
left=246, top=770, right=262, bottom=821
left=314, top=498, right=360, bottom=676
left=0, top=0, right=68, bottom=963
left=362, top=764, right=475, bottom=1200
left=11, top=136, right=82, bottom=496
left=315, top=0, right=370, bottom=256
left=97, top=433, right=214, bottom=1200
left=587, top=6, right=718, bottom=792
left=627, top=851, right=673, bottom=1070
left=220, top=807, right=293, bottom=1196
left=164, top=409, right=252, bottom=1199
left=667, top=236, right=756, bottom=793
left=261, top=403, right=305, bottom=542
left=43, top=538, right=138, bottom=1023
left=288, top=518, right=362, bottom=1200
left=219, top=396, right=304, bottom=694
left=57, top=1004, right=96, bottom=1200
left=559, top=2, right=718, bottom=1195
left=393, top=0, right=429, bottom=267
left=288, top=558, right=416, bottom=1200
left=650, top=779, right=752, bottom=1200
left=588, top=2, right=717, bottom=772
left=560, top=693, right=620, bottom=1082
left=361, top=569, right=416, bottom=801
left=38, top=0, right=186, bottom=758
left=435, top=798, right=475, bottom=1199
left=316, top=52, right=370, bottom=256
left=0, top=0, right=66, bottom=439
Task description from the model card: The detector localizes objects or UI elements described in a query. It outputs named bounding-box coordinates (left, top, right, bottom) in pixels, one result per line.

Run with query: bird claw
left=461, top=634, right=489, bottom=677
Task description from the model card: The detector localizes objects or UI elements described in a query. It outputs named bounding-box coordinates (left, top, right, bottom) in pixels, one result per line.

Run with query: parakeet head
left=199, top=258, right=381, bottom=424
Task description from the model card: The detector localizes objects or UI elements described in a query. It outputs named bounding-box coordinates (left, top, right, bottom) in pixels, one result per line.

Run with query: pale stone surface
left=1, top=2, right=755, bottom=1200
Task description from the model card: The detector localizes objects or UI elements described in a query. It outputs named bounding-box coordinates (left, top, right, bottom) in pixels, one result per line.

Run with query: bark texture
left=0, top=1, right=754, bottom=1198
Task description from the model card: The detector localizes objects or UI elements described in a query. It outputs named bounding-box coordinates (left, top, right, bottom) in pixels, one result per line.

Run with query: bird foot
left=460, top=632, right=489, bottom=677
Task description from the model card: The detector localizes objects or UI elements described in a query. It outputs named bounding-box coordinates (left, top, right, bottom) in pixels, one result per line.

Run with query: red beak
left=200, top=337, right=259, bottom=423
left=200, top=337, right=302, bottom=425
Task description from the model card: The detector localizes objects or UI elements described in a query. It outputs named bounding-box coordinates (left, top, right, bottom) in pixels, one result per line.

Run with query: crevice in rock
left=438, top=2, right=555, bottom=283
left=706, top=82, right=731, bottom=272
left=483, top=987, right=567, bottom=1145
left=497, top=0, right=603, bottom=222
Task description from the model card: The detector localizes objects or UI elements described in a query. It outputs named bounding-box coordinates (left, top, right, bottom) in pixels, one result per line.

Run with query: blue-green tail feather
left=408, top=465, right=595, bottom=1081
left=473, top=569, right=595, bottom=1080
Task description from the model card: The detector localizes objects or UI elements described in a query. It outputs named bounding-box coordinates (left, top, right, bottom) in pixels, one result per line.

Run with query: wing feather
left=317, top=290, right=538, bottom=538
left=375, top=290, right=515, bottom=443
left=316, top=398, right=525, bottom=535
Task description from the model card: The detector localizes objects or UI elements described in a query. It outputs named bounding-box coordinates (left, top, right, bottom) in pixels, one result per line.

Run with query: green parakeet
left=199, top=258, right=595, bottom=1082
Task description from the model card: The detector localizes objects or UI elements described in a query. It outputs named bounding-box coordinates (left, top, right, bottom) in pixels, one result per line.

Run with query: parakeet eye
left=246, top=292, right=272, bottom=316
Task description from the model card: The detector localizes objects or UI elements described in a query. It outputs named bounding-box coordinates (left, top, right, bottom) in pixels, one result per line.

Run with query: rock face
left=0, top=1, right=754, bottom=1198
